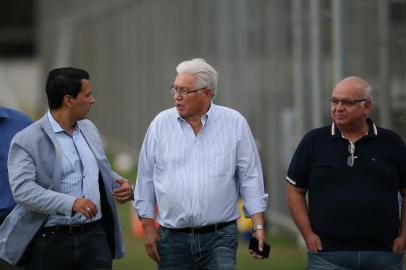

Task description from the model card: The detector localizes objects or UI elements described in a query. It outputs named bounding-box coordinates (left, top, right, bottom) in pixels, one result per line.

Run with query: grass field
left=112, top=204, right=307, bottom=270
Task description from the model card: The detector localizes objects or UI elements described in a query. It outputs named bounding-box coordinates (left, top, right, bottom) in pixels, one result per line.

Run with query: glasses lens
left=331, top=98, right=353, bottom=107
left=347, top=155, right=354, bottom=167
left=330, top=98, right=339, bottom=105
left=346, top=142, right=356, bottom=167
left=170, top=86, right=190, bottom=96
left=331, top=98, right=367, bottom=107
left=342, top=100, right=355, bottom=106
left=348, top=143, right=355, bottom=154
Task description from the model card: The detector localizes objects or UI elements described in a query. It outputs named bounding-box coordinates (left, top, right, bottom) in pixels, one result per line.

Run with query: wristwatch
left=252, top=224, right=265, bottom=232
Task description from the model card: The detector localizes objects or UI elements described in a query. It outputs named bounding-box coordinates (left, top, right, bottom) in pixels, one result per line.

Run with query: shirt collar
left=0, top=107, right=10, bottom=119
left=201, top=102, right=215, bottom=126
left=331, top=118, right=378, bottom=138
left=176, top=102, right=215, bottom=126
left=205, top=102, right=215, bottom=120
left=47, top=110, right=80, bottom=134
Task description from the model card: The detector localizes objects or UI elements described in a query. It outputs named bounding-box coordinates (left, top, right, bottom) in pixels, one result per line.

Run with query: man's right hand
left=142, top=218, right=161, bottom=262
left=304, top=232, right=323, bottom=253
left=287, top=184, right=323, bottom=253
left=72, top=197, right=98, bottom=219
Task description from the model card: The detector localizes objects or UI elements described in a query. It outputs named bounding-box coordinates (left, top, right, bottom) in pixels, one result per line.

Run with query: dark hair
left=46, top=67, right=90, bottom=109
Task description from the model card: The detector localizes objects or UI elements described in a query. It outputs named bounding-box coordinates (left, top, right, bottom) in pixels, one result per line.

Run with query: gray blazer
left=0, top=114, right=125, bottom=265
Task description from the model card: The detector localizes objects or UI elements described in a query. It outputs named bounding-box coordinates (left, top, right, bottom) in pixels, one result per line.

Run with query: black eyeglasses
left=347, top=142, right=358, bottom=167
left=169, top=85, right=208, bottom=97
left=330, top=97, right=367, bottom=108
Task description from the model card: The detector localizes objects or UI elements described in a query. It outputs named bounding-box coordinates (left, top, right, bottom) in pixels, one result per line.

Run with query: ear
left=63, top=95, right=73, bottom=108
left=205, top=89, right=214, bottom=99
left=364, top=99, right=373, bottom=114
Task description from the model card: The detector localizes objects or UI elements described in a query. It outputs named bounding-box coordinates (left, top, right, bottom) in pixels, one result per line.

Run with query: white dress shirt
left=134, top=103, right=268, bottom=228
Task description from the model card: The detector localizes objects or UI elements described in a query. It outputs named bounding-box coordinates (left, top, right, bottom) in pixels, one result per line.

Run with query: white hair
left=363, top=81, right=373, bottom=100
left=344, top=76, right=373, bottom=100
left=357, top=77, right=372, bottom=100
left=176, top=58, right=218, bottom=96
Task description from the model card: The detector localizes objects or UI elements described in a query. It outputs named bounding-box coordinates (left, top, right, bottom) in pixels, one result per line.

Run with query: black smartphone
left=248, top=237, right=271, bottom=258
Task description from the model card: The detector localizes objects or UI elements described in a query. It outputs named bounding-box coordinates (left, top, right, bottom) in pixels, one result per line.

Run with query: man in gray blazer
left=0, top=67, right=132, bottom=270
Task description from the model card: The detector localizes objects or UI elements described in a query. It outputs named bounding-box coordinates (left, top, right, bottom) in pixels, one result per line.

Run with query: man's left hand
left=113, top=179, right=132, bottom=203
left=249, top=229, right=267, bottom=260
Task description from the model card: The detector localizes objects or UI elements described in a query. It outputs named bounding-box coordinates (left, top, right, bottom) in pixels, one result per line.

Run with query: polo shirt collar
left=331, top=118, right=378, bottom=138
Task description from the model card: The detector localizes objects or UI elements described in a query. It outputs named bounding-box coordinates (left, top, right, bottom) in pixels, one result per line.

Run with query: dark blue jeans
left=25, top=222, right=112, bottom=270
left=308, top=251, right=404, bottom=270
left=157, top=222, right=239, bottom=270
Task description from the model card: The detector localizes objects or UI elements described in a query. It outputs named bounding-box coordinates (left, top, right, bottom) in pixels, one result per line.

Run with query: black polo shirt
left=286, top=119, right=406, bottom=251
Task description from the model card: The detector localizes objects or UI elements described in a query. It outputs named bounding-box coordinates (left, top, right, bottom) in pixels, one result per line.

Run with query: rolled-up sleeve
left=236, top=118, right=268, bottom=217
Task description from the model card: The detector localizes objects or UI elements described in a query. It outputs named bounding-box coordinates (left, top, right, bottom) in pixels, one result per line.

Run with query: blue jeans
left=308, top=251, right=404, bottom=270
left=157, top=222, right=239, bottom=270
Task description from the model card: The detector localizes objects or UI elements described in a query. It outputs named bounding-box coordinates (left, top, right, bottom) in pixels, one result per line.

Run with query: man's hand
left=248, top=229, right=267, bottom=259
left=393, top=235, right=406, bottom=253
left=72, top=197, right=98, bottom=219
left=304, top=232, right=323, bottom=253
left=113, top=179, right=132, bottom=203
left=395, top=189, right=406, bottom=253
left=142, top=218, right=161, bottom=262
left=287, top=184, right=322, bottom=253
left=249, top=212, right=267, bottom=259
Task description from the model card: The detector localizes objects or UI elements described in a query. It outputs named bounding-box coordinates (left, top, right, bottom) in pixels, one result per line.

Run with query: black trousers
left=25, top=222, right=112, bottom=270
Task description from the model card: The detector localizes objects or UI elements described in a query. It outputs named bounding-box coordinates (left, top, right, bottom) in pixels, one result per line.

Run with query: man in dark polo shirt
left=287, top=76, right=406, bottom=270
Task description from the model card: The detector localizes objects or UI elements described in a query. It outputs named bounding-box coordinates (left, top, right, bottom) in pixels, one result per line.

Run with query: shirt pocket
left=209, top=149, right=234, bottom=177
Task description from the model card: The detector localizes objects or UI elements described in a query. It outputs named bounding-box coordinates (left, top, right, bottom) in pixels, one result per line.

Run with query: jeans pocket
left=158, top=227, right=170, bottom=242
left=32, top=232, right=58, bottom=248
left=215, top=223, right=239, bottom=239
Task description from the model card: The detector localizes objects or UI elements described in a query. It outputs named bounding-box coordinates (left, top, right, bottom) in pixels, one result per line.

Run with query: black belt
left=41, top=220, right=101, bottom=234
left=163, top=220, right=236, bottom=234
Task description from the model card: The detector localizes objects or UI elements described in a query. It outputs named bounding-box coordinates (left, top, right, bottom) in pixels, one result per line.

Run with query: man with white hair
left=287, top=76, right=406, bottom=270
left=134, top=58, right=268, bottom=269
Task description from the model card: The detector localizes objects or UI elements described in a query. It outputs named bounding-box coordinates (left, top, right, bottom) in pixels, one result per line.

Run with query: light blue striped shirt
left=45, top=111, right=101, bottom=226
left=134, top=103, right=268, bottom=228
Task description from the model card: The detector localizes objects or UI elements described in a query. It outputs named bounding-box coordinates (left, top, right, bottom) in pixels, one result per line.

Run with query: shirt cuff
left=243, top=194, right=268, bottom=217
left=133, top=200, right=155, bottom=219
left=60, top=195, right=77, bottom=217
